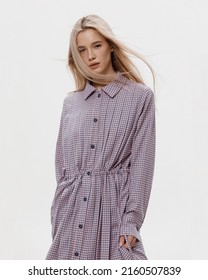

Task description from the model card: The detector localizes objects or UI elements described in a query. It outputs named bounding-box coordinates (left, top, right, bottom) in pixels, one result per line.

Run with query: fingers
left=130, top=236, right=138, bottom=248
left=119, top=235, right=125, bottom=247
left=119, top=235, right=130, bottom=249
left=119, top=235, right=138, bottom=249
left=127, top=235, right=137, bottom=248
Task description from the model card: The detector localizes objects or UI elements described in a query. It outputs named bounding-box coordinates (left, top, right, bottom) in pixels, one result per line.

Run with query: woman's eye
left=79, top=49, right=85, bottom=53
left=95, top=44, right=101, bottom=48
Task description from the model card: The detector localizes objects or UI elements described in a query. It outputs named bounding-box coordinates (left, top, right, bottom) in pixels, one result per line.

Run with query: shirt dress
left=46, top=71, right=156, bottom=260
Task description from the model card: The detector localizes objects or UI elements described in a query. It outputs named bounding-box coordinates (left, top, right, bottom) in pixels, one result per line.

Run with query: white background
left=0, top=0, right=207, bottom=260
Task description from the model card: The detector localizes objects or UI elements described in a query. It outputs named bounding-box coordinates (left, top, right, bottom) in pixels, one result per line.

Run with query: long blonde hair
left=68, top=14, right=156, bottom=93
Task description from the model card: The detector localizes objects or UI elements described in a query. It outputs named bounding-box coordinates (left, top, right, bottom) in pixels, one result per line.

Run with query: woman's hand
left=119, top=235, right=138, bottom=249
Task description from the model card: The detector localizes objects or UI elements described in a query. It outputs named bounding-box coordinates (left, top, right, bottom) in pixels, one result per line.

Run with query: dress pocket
left=119, top=245, right=136, bottom=260
left=118, top=234, right=137, bottom=260
left=118, top=234, right=147, bottom=260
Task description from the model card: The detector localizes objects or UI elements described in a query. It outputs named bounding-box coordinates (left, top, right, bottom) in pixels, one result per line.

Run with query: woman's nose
left=88, top=50, right=96, bottom=61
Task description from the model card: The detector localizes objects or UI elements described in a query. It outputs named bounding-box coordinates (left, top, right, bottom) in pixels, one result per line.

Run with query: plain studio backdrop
left=0, top=0, right=207, bottom=260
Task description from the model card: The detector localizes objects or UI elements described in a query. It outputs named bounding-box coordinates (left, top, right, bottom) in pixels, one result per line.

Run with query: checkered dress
left=46, top=71, right=156, bottom=260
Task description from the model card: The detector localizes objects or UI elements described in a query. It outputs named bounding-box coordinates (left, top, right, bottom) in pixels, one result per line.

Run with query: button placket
left=74, top=173, right=91, bottom=259
left=85, top=90, right=102, bottom=170
left=74, top=90, right=102, bottom=259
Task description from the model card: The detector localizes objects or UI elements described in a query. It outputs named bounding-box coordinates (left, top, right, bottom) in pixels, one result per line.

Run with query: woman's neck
left=92, top=71, right=117, bottom=89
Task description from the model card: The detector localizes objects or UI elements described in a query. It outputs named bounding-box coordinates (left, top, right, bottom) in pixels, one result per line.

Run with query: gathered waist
left=62, top=162, right=131, bottom=181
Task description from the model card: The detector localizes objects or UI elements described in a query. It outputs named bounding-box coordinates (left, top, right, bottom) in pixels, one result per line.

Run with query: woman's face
left=76, top=28, right=115, bottom=76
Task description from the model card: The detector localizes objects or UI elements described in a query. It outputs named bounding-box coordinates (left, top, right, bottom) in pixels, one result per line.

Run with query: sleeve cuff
left=119, top=222, right=142, bottom=242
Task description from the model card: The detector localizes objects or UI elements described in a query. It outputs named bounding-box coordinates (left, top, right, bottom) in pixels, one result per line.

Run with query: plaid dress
left=46, top=71, right=156, bottom=260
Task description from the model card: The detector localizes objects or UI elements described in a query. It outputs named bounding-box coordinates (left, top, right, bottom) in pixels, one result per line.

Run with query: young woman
left=46, top=14, right=156, bottom=260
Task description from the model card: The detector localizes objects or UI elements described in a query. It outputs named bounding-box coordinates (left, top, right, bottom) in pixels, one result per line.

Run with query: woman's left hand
left=119, top=235, right=137, bottom=249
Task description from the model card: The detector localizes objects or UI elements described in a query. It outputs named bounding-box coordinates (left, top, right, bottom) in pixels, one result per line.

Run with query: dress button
left=94, top=118, right=97, bottom=122
left=83, top=197, right=87, bottom=201
left=79, top=224, right=83, bottom=229
left=87, top=171, right=91, bottom=175
left=74, top=252, right=79, bottom=256
left=98, top=93, right=101, bottom=97
left=91, top=144, right=95, bottom=149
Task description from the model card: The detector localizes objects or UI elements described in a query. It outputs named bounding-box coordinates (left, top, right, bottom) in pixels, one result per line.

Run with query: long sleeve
left=55, top=97, right=67, bottom=185
left=120, top=88, right=156, bottom=241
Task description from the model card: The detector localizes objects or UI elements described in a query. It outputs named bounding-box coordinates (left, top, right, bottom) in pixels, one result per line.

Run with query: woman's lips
left=89, top=62, right=100, bottom=69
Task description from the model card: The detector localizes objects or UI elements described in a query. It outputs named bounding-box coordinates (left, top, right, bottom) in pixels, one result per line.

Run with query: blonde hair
left=68, top=14, right=156, bottom=93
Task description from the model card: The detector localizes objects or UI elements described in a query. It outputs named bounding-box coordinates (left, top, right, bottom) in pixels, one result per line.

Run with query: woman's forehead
left=76, top=28, right=106, bottom=46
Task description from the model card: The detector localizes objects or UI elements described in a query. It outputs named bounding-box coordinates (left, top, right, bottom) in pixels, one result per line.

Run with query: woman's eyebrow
left=77, top=40, right=102, bottom=48
left=91, top=40, right=102, bottom=45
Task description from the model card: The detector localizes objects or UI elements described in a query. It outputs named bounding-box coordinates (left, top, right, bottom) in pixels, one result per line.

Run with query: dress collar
left=81, top=71, right=128, bottom=100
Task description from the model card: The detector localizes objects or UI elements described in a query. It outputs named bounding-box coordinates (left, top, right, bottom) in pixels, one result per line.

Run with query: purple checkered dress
left=46, top=71, right=156, bottom=260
